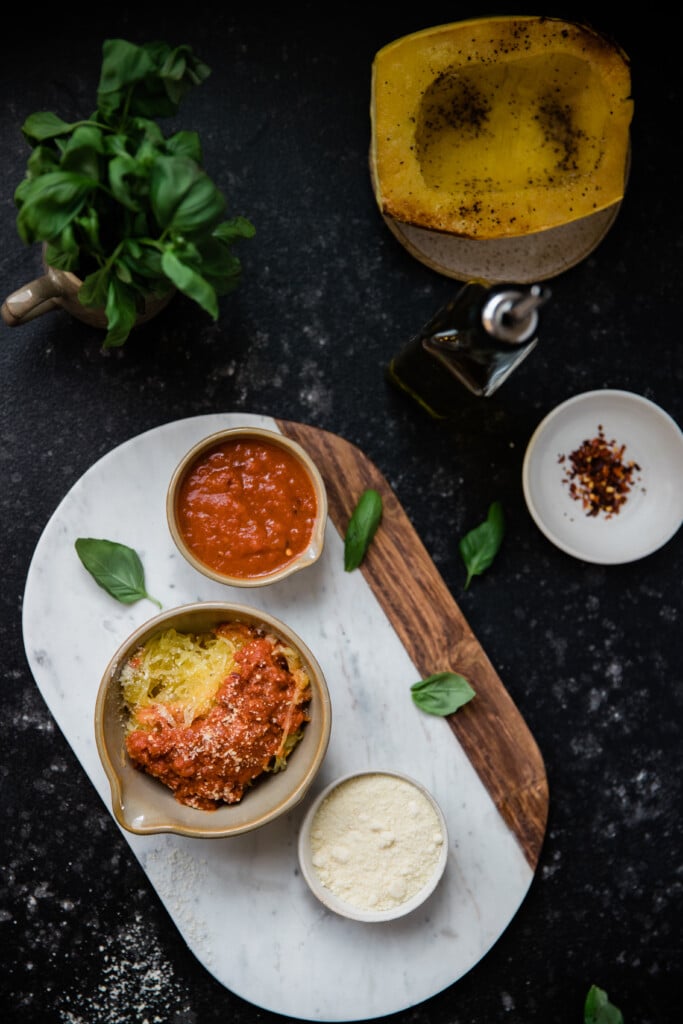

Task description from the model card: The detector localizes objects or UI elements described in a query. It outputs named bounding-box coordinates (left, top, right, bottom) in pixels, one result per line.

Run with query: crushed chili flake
left=558, top=424, right=641, bottom=519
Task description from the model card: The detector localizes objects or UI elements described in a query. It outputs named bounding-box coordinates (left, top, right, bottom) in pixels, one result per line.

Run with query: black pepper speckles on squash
left=369, top=15, right=633, bottom=240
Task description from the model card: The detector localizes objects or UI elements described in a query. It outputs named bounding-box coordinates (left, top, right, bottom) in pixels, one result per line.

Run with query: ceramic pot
left=1, top=252, right=174, bottom=330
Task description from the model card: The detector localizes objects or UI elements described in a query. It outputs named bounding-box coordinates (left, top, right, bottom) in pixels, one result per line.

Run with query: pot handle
left=1, top=273, right=66, bottom=326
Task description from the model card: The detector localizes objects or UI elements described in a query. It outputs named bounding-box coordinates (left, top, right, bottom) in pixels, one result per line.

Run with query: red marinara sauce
left=124, top=631, right=311, bottom=810
left=176, top=438, right=318, bottom=578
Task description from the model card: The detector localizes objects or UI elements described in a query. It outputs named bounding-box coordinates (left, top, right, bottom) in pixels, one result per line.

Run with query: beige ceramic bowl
left=298, top=770, right=448, bottom=922
left=95, top=602, right=332, bottom=838
left=166, top=426, right=328, bottom=587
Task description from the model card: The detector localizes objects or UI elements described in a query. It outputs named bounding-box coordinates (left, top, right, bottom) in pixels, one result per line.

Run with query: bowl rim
left=95, top=601, right=332, bottom=838
left=297, top=768, right=448, bottom=922
left=522, top=388, right=683, bottom=564
left=166, top=425, right=328, bottom=587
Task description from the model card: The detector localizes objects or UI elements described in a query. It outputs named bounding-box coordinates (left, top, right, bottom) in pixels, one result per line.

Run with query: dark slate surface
left=1, top=6, right=680, bottom=1024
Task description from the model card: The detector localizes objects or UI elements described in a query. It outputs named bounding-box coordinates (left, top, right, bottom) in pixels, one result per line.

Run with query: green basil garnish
left=344, top=489, right=383, bottom=571
left=15, top=38, right=255, bottom=348
left=75, top=537, right=161, bottom=607
left=584, top=986, right=623, bottom=1024
left=459, top=500, right=505, bottom=589
left=410, top=672, right=475, bottom=716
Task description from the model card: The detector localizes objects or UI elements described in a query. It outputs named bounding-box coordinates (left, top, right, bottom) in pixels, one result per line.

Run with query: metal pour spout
left=482, top=284, right=552, bottom=344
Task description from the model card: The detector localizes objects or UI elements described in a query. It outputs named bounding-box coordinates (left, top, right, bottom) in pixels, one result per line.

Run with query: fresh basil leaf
left=195, top=237, right=243, bottom=291
left=60, top=125, right=105, bottom=178
left=121, top=241, right=165, bottom=283
left=103, top=133, right=130, bottom=158
left=96, top=39, right=158, bottom=121
left=98, top=38, right=156, bottom=93
left=459, top=500, right=505, bottom=589
left=584, top=986, right=623, bottom=1024
left=344, top=489, right=383, bottom=571
left=41, top=216, right=81, bottom=265
left=13, top=36, right=252, bottom=348
left=22, top=111, right=76, bottom=143
left=159, top=44, right=211, bottom=104
left=410, top=672, right=475, bottom=716
left=170, top=173, right=226, bottom=237
left=75, top=538, right=161, bottom=607
left=16, top=171, right=96, bottom=244
left=150, top=155, right=226, bottom=237
left=161, top=249, right=218, bottom=318
left=108, top=153, right=146, bottom=211
left=102, top=277, right=139, bottom=349
left=213, top=216, right=257, bottom=244
left=73, top=207, right=101, bottom=252
left=165, top=129, right=203, bottom=162
left=115, top=260, right=133, bottom=285
left=132, top=119, right=165, bottom=150
left=25, top=145, right=61, bottom=178
left=109, top=41, right=210, bottom=118
left=148, top=154, right=198, bottom=227
left=79, top=266, right=110, bottom=309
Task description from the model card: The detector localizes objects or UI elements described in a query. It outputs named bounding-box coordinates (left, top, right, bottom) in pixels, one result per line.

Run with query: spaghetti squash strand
left=119, top=622, right=312, bottom=809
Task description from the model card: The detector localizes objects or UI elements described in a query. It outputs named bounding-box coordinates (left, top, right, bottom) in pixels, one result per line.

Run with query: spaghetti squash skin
left=370, top=16, right=633, bottom=239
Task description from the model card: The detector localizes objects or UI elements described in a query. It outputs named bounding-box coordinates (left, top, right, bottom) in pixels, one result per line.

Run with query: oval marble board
left=22, top=412, right=548, bottom=1022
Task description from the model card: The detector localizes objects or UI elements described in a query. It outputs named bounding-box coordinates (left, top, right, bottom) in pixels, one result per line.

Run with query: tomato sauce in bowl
left=167, top=428, right=327, bottom=586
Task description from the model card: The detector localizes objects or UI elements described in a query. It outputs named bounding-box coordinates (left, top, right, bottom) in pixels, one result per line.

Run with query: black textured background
left=1, top=6, right=681, bottom=1024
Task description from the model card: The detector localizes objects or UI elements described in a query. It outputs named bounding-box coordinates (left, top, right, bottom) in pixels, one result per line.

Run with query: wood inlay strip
left=278, top=420, right=549, bottom=871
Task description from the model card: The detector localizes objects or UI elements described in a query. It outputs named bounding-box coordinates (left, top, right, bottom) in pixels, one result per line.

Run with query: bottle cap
left=481, top=284, right=551, bottom=344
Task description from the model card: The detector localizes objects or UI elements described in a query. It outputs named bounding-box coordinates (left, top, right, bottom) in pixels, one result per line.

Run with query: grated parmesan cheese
left=309, top=773, right=445, bottom=912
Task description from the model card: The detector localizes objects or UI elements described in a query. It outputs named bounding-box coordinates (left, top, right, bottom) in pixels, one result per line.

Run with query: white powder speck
left=501, top=989, right=516, bottom=1011
left=145, top=845, right=213, bottom=965
left=55, top=910, right=192, bottom=1024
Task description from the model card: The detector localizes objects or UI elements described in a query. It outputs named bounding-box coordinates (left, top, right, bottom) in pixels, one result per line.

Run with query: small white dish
left=298, top=770, right=448, bottom=923
left=522, top=390, right=683, bottom=564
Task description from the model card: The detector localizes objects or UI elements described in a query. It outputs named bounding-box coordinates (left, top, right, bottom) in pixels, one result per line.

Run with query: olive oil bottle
left=389, top=280, right=550, bottom=417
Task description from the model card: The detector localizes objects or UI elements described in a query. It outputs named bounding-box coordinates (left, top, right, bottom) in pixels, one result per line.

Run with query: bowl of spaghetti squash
left=95, top=601, right=332, bottom=838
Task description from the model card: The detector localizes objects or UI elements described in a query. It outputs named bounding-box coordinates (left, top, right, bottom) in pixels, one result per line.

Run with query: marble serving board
left=22, top=412, right=549, bottom=1022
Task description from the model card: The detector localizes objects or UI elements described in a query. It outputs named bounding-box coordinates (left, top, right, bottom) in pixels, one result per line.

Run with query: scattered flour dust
left=57, top=844, right=211, bottom=1024
left=144, top=844, right=212, bottom=966
left=309, top=773, right=446, bottom=911
left=56, top=909, right=191, bottom=1024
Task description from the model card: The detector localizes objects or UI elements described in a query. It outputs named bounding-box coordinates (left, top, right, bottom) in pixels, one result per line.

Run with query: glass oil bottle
left=389, top=280, right=551, bottom=418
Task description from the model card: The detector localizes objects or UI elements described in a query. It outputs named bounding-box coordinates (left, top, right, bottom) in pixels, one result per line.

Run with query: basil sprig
left=410, top=671, right=475, bottom=716
left=459, top=500, right=505, bottom=589
left=344, top=489, right=383, bottom=571
left=14, top=38, right=255, bottom=348
left=584, top=986, right=623, bottom=1024
left=75, top=537, right=161, bottom=607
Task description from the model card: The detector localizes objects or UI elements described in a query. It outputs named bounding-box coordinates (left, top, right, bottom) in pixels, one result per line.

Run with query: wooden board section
left=278, top=419, right=549, bottom=870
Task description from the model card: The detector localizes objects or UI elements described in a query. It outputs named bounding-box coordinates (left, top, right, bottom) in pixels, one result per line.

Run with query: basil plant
left=13, top=38, right=255, bottom=347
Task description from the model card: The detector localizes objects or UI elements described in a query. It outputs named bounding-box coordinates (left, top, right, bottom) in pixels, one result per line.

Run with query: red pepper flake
left=559, top=424, right=641, bottom=519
